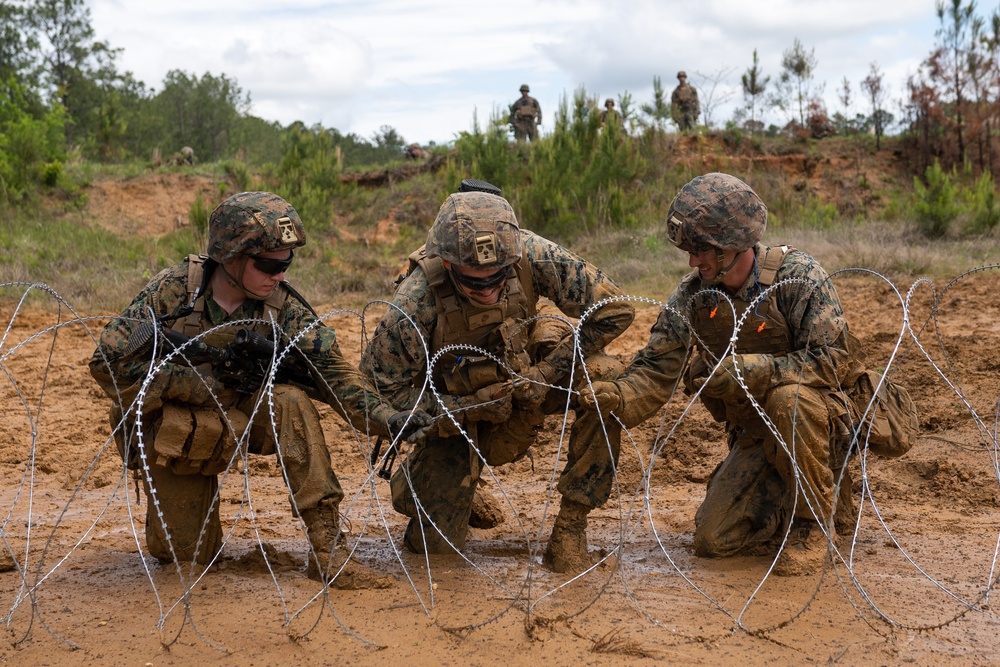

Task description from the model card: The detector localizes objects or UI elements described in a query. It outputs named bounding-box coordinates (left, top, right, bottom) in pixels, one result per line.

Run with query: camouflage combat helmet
left=605, top=98, right=615, bottom=107
left=520, top=84, right=530, bottom=92
left=666, top=173, right=766, bottom=254
left=677, top=71, right=687, bottom=79
left=426, top=192, right=521, bottom=268
left=207, top=191, right=306, bottom=264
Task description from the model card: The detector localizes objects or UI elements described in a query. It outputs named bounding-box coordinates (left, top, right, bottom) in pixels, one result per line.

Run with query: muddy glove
left=460, top=381, right=513, bottom=423
left=683, top=353, right=710, bottom=395
left=512, top=361, right=555, bottom=407
left=693, top=354, right=771, bottom=400
left=387, top=409, right=433, bottom=442
left=161, top=367, right=223, bottom=406
left=577, top=380, right=623, bottom=418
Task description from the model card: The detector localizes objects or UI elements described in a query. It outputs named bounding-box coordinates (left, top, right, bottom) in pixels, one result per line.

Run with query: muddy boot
left=833, top=467, right=857, bottom=536
left=542, top=499, right=592, bottom=574
left=773, top=519, right=828, bottom=577
left=302, top=500, right=395, bottom=590
left=469, top=485, right=505, bottom=529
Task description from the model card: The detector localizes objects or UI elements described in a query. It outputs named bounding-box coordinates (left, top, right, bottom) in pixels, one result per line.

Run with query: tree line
left=3, top=0, right=1000, bottom=212
left=0, top=0, right=410, bottom=207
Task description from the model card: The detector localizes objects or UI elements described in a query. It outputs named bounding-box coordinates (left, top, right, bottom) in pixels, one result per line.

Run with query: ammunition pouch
left=152, top=403, right=250, bottom=475
left=441, top=355, right=507, bottom=396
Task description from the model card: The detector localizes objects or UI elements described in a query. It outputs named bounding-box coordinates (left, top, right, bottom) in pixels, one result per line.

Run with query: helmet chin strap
left=701, top=249, right=740, bottom=286
left=222, top=257, right=271, bottom=300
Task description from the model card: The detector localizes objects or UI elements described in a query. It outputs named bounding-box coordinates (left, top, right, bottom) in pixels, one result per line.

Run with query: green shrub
left=912, top=161, right=960, bottom=238
left=41, top=161, right=63, bottom=187
left=965, top=171, right=1000, bottom=234
left=188, top=192, right=210, bottom=249
left=222, top=159, right=252, bottom=191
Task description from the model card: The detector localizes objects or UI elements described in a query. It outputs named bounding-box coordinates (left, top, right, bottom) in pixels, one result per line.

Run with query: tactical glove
left=387, top=409, right=433, bottom=442
left=512, top=361, right=556, bottom=407
left=693, top=354, right=771, bottom=400
left=161, top=367, right=223, bottom=406
left=460, top=382, right=514, bottom=424
left=577, top=380, right=623, bottom=418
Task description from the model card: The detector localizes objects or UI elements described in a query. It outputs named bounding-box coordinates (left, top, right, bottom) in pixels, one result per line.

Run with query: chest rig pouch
left=411, top=248, right=537, bottom=397
left=688, top=246, right=795, bottom=429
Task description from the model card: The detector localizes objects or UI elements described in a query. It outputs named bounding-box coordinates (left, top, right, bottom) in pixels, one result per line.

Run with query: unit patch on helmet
left=667, top=215, right=685, bottom=248
left=277, top=216, right=298, bottom=244
left=475, top=231, right=498, bottom=265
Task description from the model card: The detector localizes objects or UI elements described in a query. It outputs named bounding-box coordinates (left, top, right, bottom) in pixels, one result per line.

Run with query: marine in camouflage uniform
left=361, top=186, right=635, bottom=573
left=580, top=173, right=872, bottom=576
left=599, top=98, right=622, bottom=128
left=89, top=191, right=428, bottom=587
left=671, top=71, right=700, bottom=132
left=509, top=84, right=542, bottom=142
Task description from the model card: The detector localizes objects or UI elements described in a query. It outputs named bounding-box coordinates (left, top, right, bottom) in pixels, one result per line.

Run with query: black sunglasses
left=450, top=265, right=510, bottom=291
left=251, top=250, right=294, bottom=276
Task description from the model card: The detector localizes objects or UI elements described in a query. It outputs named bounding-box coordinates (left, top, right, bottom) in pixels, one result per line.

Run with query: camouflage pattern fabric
left=362, top=230, right=635, bottom=553
left=667, top=173, right=767, bottom=253
left=426, top=191, right=521, bottom=268
left=90, top=258, right=396, bottom=562
left=599, top=108, right=622, bottom=127
left=207, top=191, right=307, bottom=265
left=671, top=81, right=700, bottom=131
left=509, top=95, right=542, bottom=142
left=602, top=243, right=867, bottom=556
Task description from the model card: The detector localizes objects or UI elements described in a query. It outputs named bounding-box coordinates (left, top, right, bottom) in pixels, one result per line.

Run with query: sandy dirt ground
left=2, top=266, right=1000, bottom=666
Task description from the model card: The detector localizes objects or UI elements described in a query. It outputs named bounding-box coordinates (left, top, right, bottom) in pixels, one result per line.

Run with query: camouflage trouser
left=136, top=384, right=343, bottom=564
left=692, top=383, right=854, bottom=557
left=676, top=109, right=697, bottom=131
left=389, top=378, right=622, bottom=554
left=391, top=308, right=624, bottom=554
left=513, top=119, right=538, bottom=142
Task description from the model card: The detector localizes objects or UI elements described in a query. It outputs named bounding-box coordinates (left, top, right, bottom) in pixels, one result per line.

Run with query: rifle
left=124, top=321, right=321, bottom=395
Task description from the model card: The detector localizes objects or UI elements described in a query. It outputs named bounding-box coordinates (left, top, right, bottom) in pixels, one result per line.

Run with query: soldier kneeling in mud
left=361, top=180, right=635, bottom=574
left=89, top=191, right=429, bottom=588
left=579, top=173, right=919, bottom=575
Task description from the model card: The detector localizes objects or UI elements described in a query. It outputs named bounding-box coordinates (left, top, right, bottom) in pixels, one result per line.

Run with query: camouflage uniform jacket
left=612, top=243, right=863, bottom=429
left=510, top=96, right=542, bottom=125
left=89, top=257, right=394, bottom=434
left=599, top=109, right=622, bottom=126
left=671, top=83, right=700, bottom=115
left=362, top=230, right=635, bottom=415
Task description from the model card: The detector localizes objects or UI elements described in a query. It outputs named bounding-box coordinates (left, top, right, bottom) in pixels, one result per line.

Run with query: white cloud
left=89, top=0, right=948, bottom=143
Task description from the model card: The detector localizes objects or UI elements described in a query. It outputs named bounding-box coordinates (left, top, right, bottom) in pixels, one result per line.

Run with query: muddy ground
left=2, top=265, right=1000, bottom=666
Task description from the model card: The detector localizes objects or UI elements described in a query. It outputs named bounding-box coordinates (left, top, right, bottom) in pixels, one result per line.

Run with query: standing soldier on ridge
left=671, top=71, right=701, bottom=132
left=509, top=84, right=542, bottom=142
left=599, top=98, right=622, bottom=128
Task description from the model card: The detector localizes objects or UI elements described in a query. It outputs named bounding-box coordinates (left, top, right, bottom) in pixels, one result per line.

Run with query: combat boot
left=468, top=485, right=506, bottom=529
left=301, top=499, right=395, bottom=589
left=542, top=499, right=592, bottom=574
left=773, top=518, right=829, bottom=577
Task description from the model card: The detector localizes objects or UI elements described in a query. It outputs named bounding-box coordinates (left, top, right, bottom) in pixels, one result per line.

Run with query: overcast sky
left=89, top=1, right=944, bottom=146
